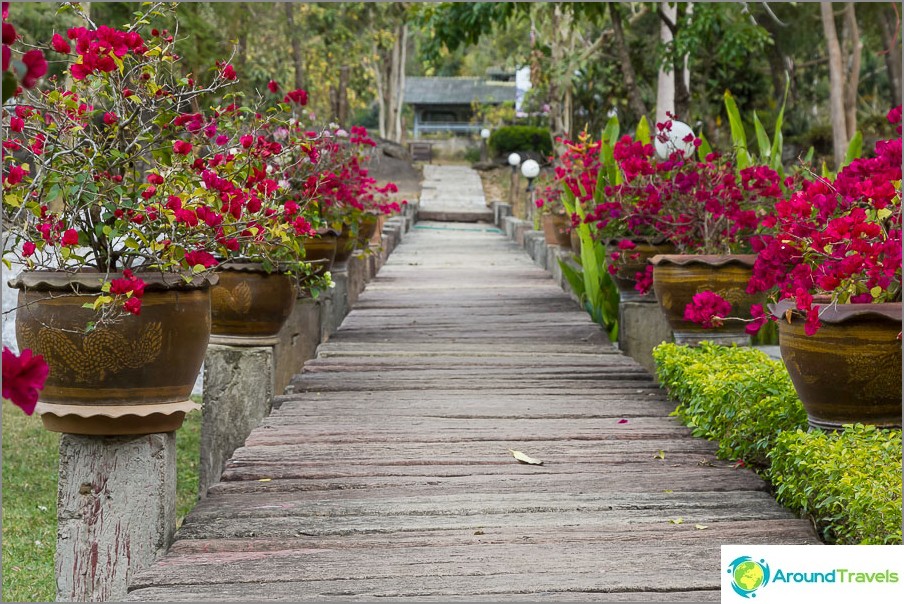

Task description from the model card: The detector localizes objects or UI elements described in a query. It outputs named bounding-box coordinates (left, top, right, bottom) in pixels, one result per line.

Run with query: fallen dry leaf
left=695, top=524, right=709, bottom=530
left=257, top=478, right=272, bottom=482
left=669, top=517, right=684, bottom=525
left=653, top=450, right=666, bottom=460
left=509, top=449, right=543, bottom=465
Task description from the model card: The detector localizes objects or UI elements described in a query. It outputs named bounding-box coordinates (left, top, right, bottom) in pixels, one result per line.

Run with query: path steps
left=127, top=221, right=818, bottom=602
left=416, top=165, right=494, bottom=222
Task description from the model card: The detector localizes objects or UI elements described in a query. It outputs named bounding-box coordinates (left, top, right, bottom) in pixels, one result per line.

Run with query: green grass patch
left=653, top=342, right=902, bottom=545
left=1, top=403, right=202, bottom=602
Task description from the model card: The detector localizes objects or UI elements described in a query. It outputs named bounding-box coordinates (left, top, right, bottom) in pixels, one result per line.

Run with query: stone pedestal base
left=56, top=433, right=176, bottom=602
left=618, top=301, right=675, bottom=377
left=200, top=345, right=274, bottom=497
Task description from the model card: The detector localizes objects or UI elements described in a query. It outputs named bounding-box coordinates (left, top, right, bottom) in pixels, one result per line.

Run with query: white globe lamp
left=653, top=119, right=696, bottom=160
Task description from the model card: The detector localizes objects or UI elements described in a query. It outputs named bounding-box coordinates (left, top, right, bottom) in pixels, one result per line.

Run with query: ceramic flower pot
left=541, top=213, right=572, bottom=247
left=301, top=230, right=338, bottom=271
left=210, top=262, right=297, bottom=345
left=333, top=223, right=356, bottom=266
left=650, top=254, right=763, bottom=345
left=11, top=271, right=212, bottom=435
left=770, top=300, right=902, bottom=430
left=356, top=213, right=380, bottom=249
left=570, top=228, right=582, bottom=255
left=607, top=240, right=676, bottom=302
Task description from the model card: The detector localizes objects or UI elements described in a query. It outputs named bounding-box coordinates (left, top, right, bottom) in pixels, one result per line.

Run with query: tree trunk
left=373, top=49, right=387, bottom=139
left=610, top=3, right=649, bottom=121
left=392, top=24, right=407, bottom=142
left=285, top=3, right=305, bottom=91
left=879, top=7, right=902, bottom=107
left=337, top=65, right=350, bottom=126
left=840, top=3, right=860, bottom=141
left=821, top=2, right=848, bottom=168
left=656, top=2, right=677, bottom=122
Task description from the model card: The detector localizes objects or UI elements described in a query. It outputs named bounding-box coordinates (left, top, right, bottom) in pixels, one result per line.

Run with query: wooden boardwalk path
left=128, top=221, right=819, bottom=602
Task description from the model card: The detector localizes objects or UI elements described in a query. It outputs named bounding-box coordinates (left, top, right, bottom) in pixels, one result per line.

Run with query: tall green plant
left=723, top=78, right=790, bottom=181
left=556, top=115, right=622, bottom=341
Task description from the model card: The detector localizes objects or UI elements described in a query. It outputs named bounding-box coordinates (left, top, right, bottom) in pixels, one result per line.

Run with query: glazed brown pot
left=771, top=299, right=902, bottom=430
left=12, top=271, right=211, bottom=435
left=301, top=231, right=338, bottom=270
left=541, top=213, right=572, bottom=247
left=356, top=213, right=380, bottom=248
left=607, top=240, right=676, bottom=302
left=210, top=262, right=296, bottom=343
left=650, top=254, right=763, bottom=345
left=570, top=228, right=582, bottom=255
left=333, top=223, right=355, bottom=265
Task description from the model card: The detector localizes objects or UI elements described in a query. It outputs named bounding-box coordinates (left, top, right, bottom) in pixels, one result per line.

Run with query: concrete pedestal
left=618, top=300, right=674, bottom=376
left=56, top=433, right=176, bottom=601
left=273, top=297, right=322, bottom=395
left=200, top=345, right=274, bottom=497
left=524, top=231, right=548, bottom=270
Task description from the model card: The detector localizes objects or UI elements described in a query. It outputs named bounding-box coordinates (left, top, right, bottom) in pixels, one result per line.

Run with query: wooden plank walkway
left=127, top=221, right=819, bottom=602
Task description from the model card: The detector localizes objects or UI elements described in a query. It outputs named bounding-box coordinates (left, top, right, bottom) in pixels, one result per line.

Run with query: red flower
left=2, top=346, right=49, bottom=415
left=684, top=291, right=733, bottom=328
left=184, top=250, right=217, bottom=268
left=239, top=134, right=253, bottom=149
left=103, top=111, right=118, bottom=126
left=283, top=88, right=308, bottom=106
left=22, top=241, right=36, bottom=257
left=8, top=115, right=23, bottom=132
left=147, top=173, right=164, bottom=185
left=61, top=228, right=79, bottom=246
left=267, top=80, right=279, bottom=93
left=20, top=49, right=47, bottom=88
left=51, top=32, right=71, bottom=53
left=2, top=22, right=15, bottom=45
left=122, top=297, right=142, bottom=315
left=221, top=64, right=236, bottom=80
left=2, top=44, right=10, bottom=72
left=4, top=164, right=25, bottom=186
left=172, top=140, right=193, bottom=155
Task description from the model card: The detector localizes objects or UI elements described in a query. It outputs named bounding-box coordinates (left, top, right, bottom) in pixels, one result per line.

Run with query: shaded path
left=128, top=221, right=818, bottom=602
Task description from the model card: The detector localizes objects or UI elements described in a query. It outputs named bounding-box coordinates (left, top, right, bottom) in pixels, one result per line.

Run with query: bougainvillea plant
left=742, top=106, right=903, bottom=335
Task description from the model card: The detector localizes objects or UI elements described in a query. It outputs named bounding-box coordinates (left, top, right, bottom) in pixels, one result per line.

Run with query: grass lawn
left=1, top=402, right=202, bottom=602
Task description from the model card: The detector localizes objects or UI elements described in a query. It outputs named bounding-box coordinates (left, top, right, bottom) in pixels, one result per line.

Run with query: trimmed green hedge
left=488, top=126, right=553, bottom=158
left=653, top=342, right=902, bottom=545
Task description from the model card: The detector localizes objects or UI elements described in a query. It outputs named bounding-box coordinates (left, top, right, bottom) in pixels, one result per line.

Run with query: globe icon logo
left=727, top=556, right=770, bottom=598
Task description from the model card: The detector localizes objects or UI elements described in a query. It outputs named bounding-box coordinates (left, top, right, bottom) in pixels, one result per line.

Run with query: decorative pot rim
left=217, top=260, right=299, bottom=274
left=650, top=253, right=757, bottom=267
left=602, top=236, right=672, bottom=247
left=9, top=269, right=217, bottom=292
left=769, top=299, right=902, bottom=324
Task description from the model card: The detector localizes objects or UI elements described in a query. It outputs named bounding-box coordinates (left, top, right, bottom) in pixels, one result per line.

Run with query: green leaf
left=602, top=114, right=620, bottom=147
left=696, top=132, right=713, bottom=162
left=842, top=131, right=862, bottom=168
left=803, top=146, right=815, bottom=164
left=770, top=76, right=789, bottom=173
left=634, top=115, right=651, bottom=145
left=723, top=89, right=748, bottom=160
left=752, top=111, right=770, bottom=161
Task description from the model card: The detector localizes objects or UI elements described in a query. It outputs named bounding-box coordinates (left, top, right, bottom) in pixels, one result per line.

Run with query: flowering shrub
left=747, top=106, right=902, bottom=334
left=2, top=2, right=47, bottom=103
left=2, top=4, right=248, bottom=318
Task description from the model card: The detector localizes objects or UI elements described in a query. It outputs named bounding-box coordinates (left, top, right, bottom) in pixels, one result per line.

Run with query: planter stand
left=617, top=300, right=675, bottom=376
left=56, top=432, right=176, bottom=602
left=199, top=344, right=275, bottom=498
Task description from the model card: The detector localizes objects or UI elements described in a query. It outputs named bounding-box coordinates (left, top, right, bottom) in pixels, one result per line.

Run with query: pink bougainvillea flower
left=239, top=134, right=253, bottom=149
left=51, top=32, right=70, bottom=53
left=2, top=346, right=49, bottom=415
left=4, top=164, right=25, bottom=186
left=184, top=249, right=217, bottom=268
left=283, top=88, right=308, bottom=106
left=61, top=228, right=79, bottom=246
left=172, top=140, right=192, bottom=155
left=20, top=49, right=47, bottom=88
left=684, top=291, right=733, bottom=329
left=2, top=21, right=16, bottom=45
left=267, top=79, right=279, bottom=93
left=2, top=44, right=10, bottom=72
left=122, top=297, right=142, bottom=315
left=9, top=115, right=24, bottom=132
left=103, top=111, right=118, bottom=126
left=22, top=241, right=36, bottom=257
left=221, top=63, right=236, bottom=80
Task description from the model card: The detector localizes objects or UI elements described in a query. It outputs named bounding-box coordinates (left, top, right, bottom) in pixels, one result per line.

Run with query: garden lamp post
left=653, top=119, right=696, bottom=160
left=507, top=152, right=521, bottom=206
left=521, top=159, right=540, bottom=222
left=480, top=128, right=491, bottom=163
